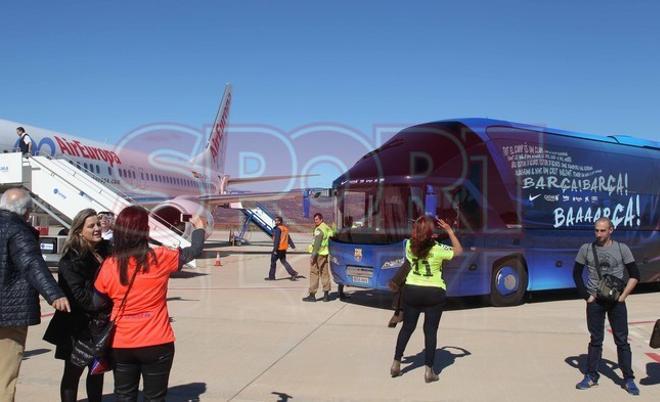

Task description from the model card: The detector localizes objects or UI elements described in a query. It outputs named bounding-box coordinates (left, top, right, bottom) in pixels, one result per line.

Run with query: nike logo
left=528, top=194, right=541, bottom=202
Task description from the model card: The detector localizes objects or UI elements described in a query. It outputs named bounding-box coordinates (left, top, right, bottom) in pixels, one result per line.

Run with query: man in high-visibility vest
left=302, top=213, right=333, bottom=302
left=265, top=216, right=298, bottom=281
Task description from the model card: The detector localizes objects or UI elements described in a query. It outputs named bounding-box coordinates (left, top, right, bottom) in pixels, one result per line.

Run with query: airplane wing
left=186, top=190, right=301, bottom=206
left=227, top=174, right=317, bottom=185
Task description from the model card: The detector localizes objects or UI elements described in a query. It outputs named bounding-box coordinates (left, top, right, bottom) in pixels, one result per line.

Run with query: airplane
left=0, top=84, right=307, bottom=238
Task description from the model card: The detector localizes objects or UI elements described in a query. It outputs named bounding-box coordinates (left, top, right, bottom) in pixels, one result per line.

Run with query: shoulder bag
left=70, top=267, right=139, bottom=371
left=593, top=242, right=626, bottom=303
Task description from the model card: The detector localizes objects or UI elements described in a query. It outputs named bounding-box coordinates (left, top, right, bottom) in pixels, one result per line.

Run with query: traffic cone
left=214, top=252, right=222, bottom=267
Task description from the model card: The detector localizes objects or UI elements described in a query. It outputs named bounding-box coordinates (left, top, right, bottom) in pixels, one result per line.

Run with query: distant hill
left=213, top=192, right=334, bottom=233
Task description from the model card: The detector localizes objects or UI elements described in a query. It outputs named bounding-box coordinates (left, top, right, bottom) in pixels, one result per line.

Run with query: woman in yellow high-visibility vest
left=390, top=215, right=463, bottom=382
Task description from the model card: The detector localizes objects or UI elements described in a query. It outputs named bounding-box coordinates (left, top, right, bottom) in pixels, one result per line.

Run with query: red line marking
left=41, top=312, right=54, bottom=318
left=646, top=353, right=660, bottom=363
left=629, top=320, right=656, bottom=325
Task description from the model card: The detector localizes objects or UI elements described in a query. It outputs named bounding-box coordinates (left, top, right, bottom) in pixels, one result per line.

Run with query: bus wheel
left=490, top=258, right=527, bottom=307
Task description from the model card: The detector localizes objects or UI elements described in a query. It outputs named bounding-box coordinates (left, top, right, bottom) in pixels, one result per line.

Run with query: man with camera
left=572, top=217, right=640, bottom=395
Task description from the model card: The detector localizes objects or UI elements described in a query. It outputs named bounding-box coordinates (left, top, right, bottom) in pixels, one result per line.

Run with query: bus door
left=429, top=179, right=487, bottom=297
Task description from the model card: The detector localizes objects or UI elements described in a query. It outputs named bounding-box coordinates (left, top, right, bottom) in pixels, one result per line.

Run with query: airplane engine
left=151, top=198, right=215, bottom=240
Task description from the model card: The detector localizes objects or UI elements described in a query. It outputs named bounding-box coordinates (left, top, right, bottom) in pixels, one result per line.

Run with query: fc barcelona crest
left=354, top=248, right=363, bottom=262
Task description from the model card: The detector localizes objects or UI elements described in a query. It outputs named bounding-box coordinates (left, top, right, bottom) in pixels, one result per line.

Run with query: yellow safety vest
left=308, top=222, right=332, bottom=256
left=404, top=240, right=453, bottom=289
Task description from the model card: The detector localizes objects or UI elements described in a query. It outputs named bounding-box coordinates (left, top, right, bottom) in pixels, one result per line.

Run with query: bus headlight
left=381, top=258, right=404, bottom=270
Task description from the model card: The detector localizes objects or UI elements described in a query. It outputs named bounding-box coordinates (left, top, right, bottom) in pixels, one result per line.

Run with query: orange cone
left=214, top=252, right=222, bottom=267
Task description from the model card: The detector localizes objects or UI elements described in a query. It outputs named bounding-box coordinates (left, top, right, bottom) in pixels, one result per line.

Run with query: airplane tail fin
left=192, top=84, right=232, bottom=175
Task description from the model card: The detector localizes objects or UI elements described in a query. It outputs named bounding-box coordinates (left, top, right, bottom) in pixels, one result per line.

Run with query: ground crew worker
left=265, top=216, right=299, bottom=281
left=302, top=213, right=333, bottom=302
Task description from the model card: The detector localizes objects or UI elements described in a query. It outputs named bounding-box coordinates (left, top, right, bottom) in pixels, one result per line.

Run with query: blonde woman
left=44, top=208, right=111, bottom=402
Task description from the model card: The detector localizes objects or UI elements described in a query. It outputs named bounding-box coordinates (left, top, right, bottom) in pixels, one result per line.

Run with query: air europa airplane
left=0, top=85, right=300, bottom=235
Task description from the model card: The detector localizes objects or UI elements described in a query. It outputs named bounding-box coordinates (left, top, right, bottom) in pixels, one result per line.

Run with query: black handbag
left=651, top=319, right=660, bottom=349
left=70, top=268, right=138, bottom=368
left=592, top=242, right=625, bottom=303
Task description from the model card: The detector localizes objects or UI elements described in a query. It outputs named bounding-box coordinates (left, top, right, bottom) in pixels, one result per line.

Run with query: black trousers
left=112, top=343, right=175, bottom=402
left=394, top=285, right=446, bottom=367
left=60, top=360, right=104, bottom=402
left=268, top=250, right=298, bottom=278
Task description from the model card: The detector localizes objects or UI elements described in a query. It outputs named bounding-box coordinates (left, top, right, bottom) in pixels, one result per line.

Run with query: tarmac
left=16, top=230, right=660, bottom=401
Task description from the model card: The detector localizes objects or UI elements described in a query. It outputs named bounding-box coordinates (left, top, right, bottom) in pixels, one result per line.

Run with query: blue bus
left=329, top=119, right=660, bottom=306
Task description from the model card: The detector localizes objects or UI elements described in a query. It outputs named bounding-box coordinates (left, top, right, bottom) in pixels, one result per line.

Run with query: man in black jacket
left=0, top=188, right=70, bottom=402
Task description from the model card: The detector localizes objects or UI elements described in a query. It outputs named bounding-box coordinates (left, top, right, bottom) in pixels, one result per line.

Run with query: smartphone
left=180, top=213, right=192, bottom=222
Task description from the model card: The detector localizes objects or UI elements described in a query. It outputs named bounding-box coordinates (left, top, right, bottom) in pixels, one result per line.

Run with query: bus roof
left=433, top=118, right=660, bottom=150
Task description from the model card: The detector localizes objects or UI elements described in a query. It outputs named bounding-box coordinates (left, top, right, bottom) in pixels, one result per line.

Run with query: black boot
left=302, top=293, right=316, bottom=302
left=323, top=291, right=330, bottom=302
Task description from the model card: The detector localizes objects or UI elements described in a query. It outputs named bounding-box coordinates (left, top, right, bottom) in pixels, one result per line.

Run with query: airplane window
left=96, top=165, right=100, bottom=174
left=83, top=163, right=88, bottom=170
left=77, top=163, right=81, bottom=170
left=132, top=171, right=136, bottom=179
left=108, top=167, right=112, bottom=175
left=150, top=173, right=154, bottom=181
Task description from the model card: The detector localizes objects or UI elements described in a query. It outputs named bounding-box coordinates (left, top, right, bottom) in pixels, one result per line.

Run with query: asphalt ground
left=16, top=231, right=660, bottom=401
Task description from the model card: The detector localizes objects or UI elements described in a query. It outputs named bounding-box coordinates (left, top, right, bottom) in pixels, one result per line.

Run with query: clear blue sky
left=1, top=1, right=659, bottom=185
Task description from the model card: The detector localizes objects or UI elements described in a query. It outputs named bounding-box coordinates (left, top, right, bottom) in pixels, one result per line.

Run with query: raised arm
left=437, top=218, right=463, bottom=257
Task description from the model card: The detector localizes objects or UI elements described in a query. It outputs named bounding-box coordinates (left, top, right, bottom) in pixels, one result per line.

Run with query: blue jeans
left=268, top=251, right=297, bottom=279
left=586, top=300, right=634, bottom=380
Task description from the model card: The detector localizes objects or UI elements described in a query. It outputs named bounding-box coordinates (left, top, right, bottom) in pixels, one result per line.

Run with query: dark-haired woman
left=43, top=208, right=111, bottom=402
left=94, top=206, right=205, bottom=401
left=391, top=216, right=462, bottom=382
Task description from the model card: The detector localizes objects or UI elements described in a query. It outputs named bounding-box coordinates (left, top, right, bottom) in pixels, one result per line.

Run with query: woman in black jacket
left=44, top=208, right=111, bottom=402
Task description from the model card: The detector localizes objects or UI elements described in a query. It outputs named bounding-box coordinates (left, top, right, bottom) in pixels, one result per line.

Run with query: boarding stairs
left=0, top=153, right=192, bottom=258
left=234, top=202, right=276, bottom=244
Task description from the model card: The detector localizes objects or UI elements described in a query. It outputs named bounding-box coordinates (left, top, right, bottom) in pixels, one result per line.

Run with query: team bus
left=328, top=118, right=660, bottom=306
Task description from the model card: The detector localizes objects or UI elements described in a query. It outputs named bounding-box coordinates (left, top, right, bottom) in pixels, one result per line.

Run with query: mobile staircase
left=0, top=152, right=192, bottom=261
left=234, top=202, right=277, bottom=245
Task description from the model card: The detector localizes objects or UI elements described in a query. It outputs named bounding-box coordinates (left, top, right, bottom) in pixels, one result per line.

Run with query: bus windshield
left=334, top=184, right=424, bottom=244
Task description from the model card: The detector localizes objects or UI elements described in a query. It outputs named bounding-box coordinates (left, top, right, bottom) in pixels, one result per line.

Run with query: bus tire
left=490, top=257, right=528, bottom=307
